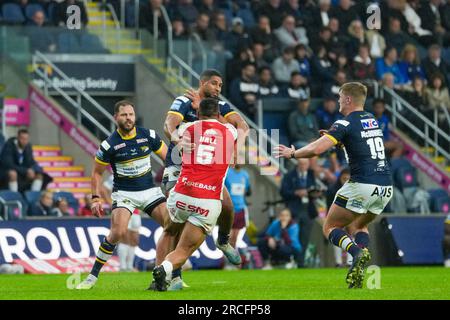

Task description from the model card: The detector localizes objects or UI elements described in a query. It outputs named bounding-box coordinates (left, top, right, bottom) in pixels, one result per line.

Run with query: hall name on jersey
left=199, top=135, right=217, bottom=145
left=361, top=129, right=383, bottom=138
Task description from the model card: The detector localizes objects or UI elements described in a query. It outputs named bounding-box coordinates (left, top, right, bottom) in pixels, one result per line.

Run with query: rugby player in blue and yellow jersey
left=76, top=100, right=168, bottom=289
left=275, top=82, right=393, bottom=288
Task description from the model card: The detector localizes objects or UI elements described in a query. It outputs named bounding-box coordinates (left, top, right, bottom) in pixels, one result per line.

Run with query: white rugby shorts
left=334, top=181, right=393, bottom=215
left=167, top=189, right=222, bottom=234
left=111, top=187, right=166, bottom=215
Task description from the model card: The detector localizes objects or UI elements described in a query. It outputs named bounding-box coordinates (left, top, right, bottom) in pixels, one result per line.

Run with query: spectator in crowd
left=212, top=11, right=230, bottom=43
left=424, top=72, right=450, bottom=124
left=372, top=98, right=404, bottom=159
left=226, top=17, right=251, bottom=56
left=330, top=0, right=359, bottom=34
left=29, top=191, right=56, bottom=217
left=192, top=12, right=216, bottom=42
left=422, top=44, right=449, bottom=88
left=280, top=71, right=310, bottom=101
left=226, top=46, right=253, bottom=83
left=418, top=0, right=450, bottom=48
left=249, top=15, right=280, bottom=62
left=274, top=14, right=309, bottom=50
left=251, top=42, right=270, bottom=70
left=315, top=95, right=342, bottom=130
left=311, top=44, right=334, bottom=85
left=351, top=44, right=376, bottom=80
left=334, top=53, right=350, bottom=76
left=257, top=0, right=285, bottom=30
left=280, top=158, right=321, bottom=267
left=309, top=0, right=333, bottom=32
left=295, top=43, right=312, bottom=82
left=327, top=17, right=348, bottom=55
left=399, top=0, right=434, bottom=47
left=287, top=97, right=318, bottom=149
left=229, top=62, right=259, bottom=121
left=0, top=129, right=44, bottom=192
left=322, top=69, right=347, bottom=99
left=52, top=197, right=72, bottom=217
left=384, top=16, right=414, bottom=56
left=401, top=76, right=430, bottom=117
left=0, top=132, right=5, bottom=153
left=258, top=66, right=280, bottom=98
left=79, top=194, right=93, bottom=216
left=376, top=46, right=408, bottom=86
left=224, top=164, right=251, bottom=251
left=140, top=0, right=167, bottom=38
left=174, top=0, right=199, bottom=27
left=197, top=0, right=217, bottom=17
left=24, top=10, right=56, bottom=53
left=258, top=208, right=301, bottom=269
left=346, top=19, right=369, bottom=58
left=54, top=0, right=88, bottom=27
left=365, top=28, right=386, bottom=60
left=272, top=46, right=300, bottom=85
left=172, top=17, right=188, bottom=39
left=398, top=43, right=426, bottom=84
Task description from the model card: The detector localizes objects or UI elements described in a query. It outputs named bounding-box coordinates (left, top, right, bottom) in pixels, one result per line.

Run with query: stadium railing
left=150, top=5, right=294, bottom=184
left=32, top=50, right=115, bottom=140
left=375, top=85, right=450, bottom=162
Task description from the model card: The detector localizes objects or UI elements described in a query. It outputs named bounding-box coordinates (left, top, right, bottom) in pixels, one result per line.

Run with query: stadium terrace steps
left=35, top=156, right=73, bottom=167
left=32, top=146, right=92, bottom=202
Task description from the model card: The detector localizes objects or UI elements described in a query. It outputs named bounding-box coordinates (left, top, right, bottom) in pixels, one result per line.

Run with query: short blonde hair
left=339, top=82, right=367, bottom=106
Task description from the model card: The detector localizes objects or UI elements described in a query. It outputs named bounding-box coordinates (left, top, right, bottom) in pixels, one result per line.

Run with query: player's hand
left=268, top=237, right=277, bottom=249
left=185, top=89, right=201, bottom=110
left=91, top=199, right=104, bottom=217
left=179, top=135, right=195, bottom=154
left=273, top=144, right=295, bottom=159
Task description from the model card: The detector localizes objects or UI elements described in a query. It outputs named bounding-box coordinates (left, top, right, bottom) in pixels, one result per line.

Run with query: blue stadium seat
left=25, top=3, right=45, bottom=20
left=1, top=3, right=26, bottom=24
left=393, top=166, right=418, bottom=191
left=24, top=190, right=41, bottom=213
left=390, top=157, right=413, bottom=174
left=0, top=190, right=27, bottom=220
left=57, top=32, right=81, bottom=53
left=428, top=189, right=450, bottom=213
left=53, top=191, right=79, bottom=214
left=261, top=98, right=294, bottom=146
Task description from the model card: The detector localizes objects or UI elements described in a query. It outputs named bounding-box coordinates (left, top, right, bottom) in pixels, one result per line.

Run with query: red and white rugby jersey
left=174, top=119, right=238, bottom=200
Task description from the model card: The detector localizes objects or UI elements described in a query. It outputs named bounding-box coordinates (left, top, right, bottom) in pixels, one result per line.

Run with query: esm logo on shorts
left=176, top=201, right=210, bottom=217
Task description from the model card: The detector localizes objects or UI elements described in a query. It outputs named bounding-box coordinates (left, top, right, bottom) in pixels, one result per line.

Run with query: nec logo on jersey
left=175, top=201, right=209, bottom=216
left=360, top=119, right=379, bottom=130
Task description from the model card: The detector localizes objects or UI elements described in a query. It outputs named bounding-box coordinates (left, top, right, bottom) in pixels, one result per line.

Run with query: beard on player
left=117, top=118, right=135, bottom=133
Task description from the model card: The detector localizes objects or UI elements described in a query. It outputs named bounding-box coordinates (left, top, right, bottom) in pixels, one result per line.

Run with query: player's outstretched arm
left=155, top=142, right=168, bottom=161
left=274, top=135, right=336, bottom=159
left=91, top=161, right=107, bottom=217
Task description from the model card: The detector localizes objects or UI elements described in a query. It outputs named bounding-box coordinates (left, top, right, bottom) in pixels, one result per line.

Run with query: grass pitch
left=0, top=267, right=449, bottom=300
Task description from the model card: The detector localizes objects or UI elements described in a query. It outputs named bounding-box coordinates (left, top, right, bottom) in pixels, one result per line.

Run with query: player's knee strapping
left=329, top=229, right=361, bottom=258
